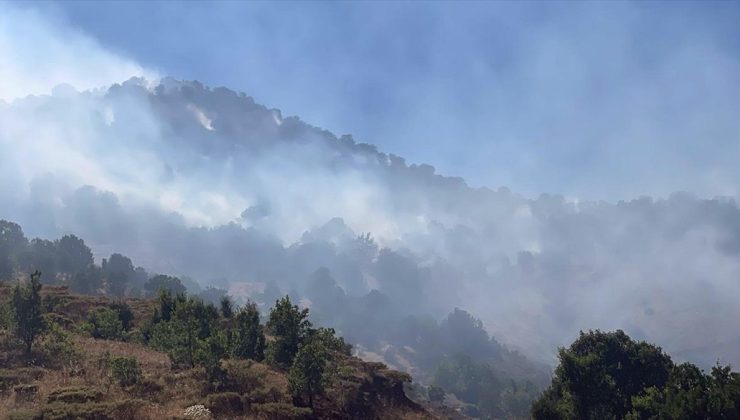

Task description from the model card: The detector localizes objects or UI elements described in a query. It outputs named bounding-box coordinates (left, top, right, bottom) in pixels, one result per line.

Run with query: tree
left=110, top=301, right=134, bottom=331
left=85, top=307, right=123, bottom=340
left=145, top=274, right=187, bottom=297
left=232, top=301, right=265, bottom=361
left=102, top=253, right=134, bottom=296
left=18, top=239, right=58, bottom=283
left=69, top=265, right=104, bottom=295
left=12, top=271, right=46, bottom=354
left=220, top=295, right=234, bottom=319
left=55, top=235, right=93, bottom=276
left=0, top=220, right=27, bottom=280
left=266, top=296, right=311, bottom=368
left=533, top=330, right=674, bottom=419
left=288, top=337, right=327, bottom=407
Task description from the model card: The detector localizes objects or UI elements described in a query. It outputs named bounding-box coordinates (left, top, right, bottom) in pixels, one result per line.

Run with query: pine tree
left=288, top=337, right=327, bottom=408
left=12, top=270, right=45, bottom=354
left=266, top=295, right=311, bottom=368
left=232, top=301, right=265, bottom=361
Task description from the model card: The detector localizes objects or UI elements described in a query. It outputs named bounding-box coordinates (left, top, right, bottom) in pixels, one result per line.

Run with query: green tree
left=220, top=295, right=234, bottom=319
left=110, top=301, right=134, bottom=331
left=266, top=296, right=311, bottom=368
left=85, top=307, right=123, bottom=340
left=533, top=330, right=674, bottom=419
left=69, top=265, right=103, bottom=295
left=232, top=301, right=265, bottom=361
left=18, top=239, right=58, bottom=283
left=0, top=220, right=28, bottom=280
left=288, top=337, right=327, bottom=407
left=108, top=356, right=142, bottom=386
left=145, top=274, right=186, bottom=297
left=55, top=235, right=93, bottom=276
left=12, top=271, right=46, bottom=354
left=102, top=253, right=134, bottom=296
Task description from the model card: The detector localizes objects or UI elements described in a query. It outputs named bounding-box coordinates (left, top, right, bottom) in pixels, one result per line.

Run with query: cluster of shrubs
left=141, top=289, right=352, bottom=412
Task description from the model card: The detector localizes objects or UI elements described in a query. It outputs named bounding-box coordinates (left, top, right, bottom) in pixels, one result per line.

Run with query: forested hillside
left=0, top=219, right=545, bottom=418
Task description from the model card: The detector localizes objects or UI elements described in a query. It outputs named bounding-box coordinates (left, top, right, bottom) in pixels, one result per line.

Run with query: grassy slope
left=0, top=284, right=437, bottom=420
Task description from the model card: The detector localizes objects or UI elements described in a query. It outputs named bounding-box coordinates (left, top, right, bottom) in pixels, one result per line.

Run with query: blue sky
left=10, top=1, right=740, bottom=200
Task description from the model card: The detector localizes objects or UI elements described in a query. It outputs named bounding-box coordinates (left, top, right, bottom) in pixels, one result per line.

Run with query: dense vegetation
left=0, top=275, right=428, bottom=418
left=0, top=218, right=549, bottom=418
left=532, top=330, right=740, bottom=419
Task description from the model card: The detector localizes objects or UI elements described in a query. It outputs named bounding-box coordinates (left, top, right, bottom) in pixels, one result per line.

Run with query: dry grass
left=0, top=284, right=437, bottom=419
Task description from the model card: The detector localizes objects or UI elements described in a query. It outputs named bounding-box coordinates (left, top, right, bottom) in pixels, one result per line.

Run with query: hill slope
left=0, top=283, right=436, bottom=419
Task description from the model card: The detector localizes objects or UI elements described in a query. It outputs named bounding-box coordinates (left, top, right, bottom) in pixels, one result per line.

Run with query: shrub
left=41, top=399, right=145, bottom=419
left=12, top=271, right=46, bottom=354
left=110, top=301, right=135, bottom=331
left=222, top=359, right=266, bottom=393
left=132, top=376, right=164, bottom=398
left=14, top=383, right=39, bottom=402
left=46, top=386, right=103, bottom=404
left=6, top=409, right=43, bottom=420
left=252, top=402, right=312, bottom=419
left=85, top=308, right=123, bottom=340
left=204, top=392, right=244, bottom=416
left=0, top=367, right=46, bottom=391
left=39, top=322, right=82, bottom=370
left=108, top=356, right=142, bottom=387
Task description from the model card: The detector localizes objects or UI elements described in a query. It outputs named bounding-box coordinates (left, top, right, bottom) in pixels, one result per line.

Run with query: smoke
left=0, top=3, right=155, bottom=102
left=2, top=3, right=740, bottom=369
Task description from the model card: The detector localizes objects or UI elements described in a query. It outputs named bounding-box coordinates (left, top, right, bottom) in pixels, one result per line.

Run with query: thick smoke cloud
left=0, top=3, right=154, bottom=102
left=2, top=3, right=740, bottom=370
left=3, top=77, right=740, bottom=369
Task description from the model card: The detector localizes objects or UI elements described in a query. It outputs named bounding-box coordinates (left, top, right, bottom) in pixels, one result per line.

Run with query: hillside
left=0, top=282, right=436, bottom=419
left=4, top=77, right=740, bottom=372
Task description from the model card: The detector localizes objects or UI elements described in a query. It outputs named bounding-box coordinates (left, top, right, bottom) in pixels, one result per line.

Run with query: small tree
left=108, top=356, right=142, bottom=386
left=220, top=295, right=234, bottom=319
left=102, top=253, right=134, bottom=297
left=12, top=271, right=46, bottom=354
left=288, top=337, right=327, bottom=408
left=266, top=296, right=311, bottom=368
left=86, top=307, right=124, bottom=340
left=232, top=301, right=265, bottom=361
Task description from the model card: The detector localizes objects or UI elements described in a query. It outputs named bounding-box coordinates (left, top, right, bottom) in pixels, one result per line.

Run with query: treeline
left=533, top=330, right=740, bottom=419
left=0, top=219, right=193, bottom=298
left=1, top=218, right=547, bottom=417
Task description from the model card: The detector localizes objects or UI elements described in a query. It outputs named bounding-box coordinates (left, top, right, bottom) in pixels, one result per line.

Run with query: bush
left=252, top=402, right=312, bottom=419
left=6, top=409, right=43, bottom=420
left=41, top=399, right=145, bottom=420
left=85, top=308, right=123, bottom=340
left=221, top=359, right=265, bottom=394
left=0, top=367, right=46, bottom=391
left=108, top=356, right=142, bottom=387
left=204, top=392, right=244, bottom=416
left=46, top=386, right=103, bottom=404
left=109, top=301, right=134, bottom=331
left=39, top=322, right=82, bottom=369
left=132, top=376, right=164, bottom=399
left=14, top=383, right=39, bottom=402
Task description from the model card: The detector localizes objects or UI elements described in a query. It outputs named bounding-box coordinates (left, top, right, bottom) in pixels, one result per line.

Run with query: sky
left=5, top=1, right=740, bottom=200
